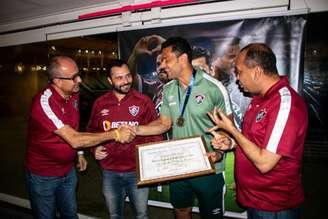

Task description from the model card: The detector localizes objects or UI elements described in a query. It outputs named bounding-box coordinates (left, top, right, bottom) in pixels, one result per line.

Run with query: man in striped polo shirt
left=209, top=43, right=308, bottom=219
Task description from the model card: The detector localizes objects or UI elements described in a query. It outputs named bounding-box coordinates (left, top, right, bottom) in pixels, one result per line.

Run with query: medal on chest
left=176, top=116, right=185, bottom=127
left=176, top=69, right=196, bottom=127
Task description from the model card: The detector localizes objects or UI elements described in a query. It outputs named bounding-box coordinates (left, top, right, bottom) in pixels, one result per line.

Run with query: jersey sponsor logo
left=100, top=109, right=109, bottom=116
left=129, top=105, right=139, bottom=117
left=256, top=109, right=267, bottom=123
left=102, top=120, right=111, bottom=131
left=111, top=121, right=139, bottom=128
left=194, top=94, right=205, bottom=104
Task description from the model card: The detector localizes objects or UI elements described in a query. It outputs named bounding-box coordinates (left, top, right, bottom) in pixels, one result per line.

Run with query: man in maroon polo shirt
left=209, top=43, right=308, bottom=219
left=86, top=59, right=162, bottom=219
left=25, top=56, right=136, bottom=219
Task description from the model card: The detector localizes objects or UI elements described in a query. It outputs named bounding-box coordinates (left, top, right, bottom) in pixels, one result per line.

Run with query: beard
left=113, top=82, right=132, bottom=94
left=158, top=69, right=169, bottom=83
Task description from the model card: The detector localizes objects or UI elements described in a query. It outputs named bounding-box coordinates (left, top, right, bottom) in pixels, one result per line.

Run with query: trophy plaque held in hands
left=136, top=136, right=215, bottom=186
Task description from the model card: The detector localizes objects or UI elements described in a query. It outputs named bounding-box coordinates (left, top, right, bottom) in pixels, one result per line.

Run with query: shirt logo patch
left=100, top=109, right=109, bottom=116
left=72, top=100, right=78, bottom=110
left=129, top=105, right=139, bottom=117
left=195, top=94, right=205, bottom=104
left=168, top=95, right=174, bottom=102
left=256, top=109, right=267, bottom=123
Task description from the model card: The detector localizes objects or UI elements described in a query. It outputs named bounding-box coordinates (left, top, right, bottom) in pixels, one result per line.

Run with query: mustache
left=119, top=83, right=132, bottom=88
left=158, top=68, right=168, bottom=75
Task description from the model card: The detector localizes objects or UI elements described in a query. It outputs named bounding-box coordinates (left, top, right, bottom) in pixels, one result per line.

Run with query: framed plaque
left=136, top=136, right=215, bottom=186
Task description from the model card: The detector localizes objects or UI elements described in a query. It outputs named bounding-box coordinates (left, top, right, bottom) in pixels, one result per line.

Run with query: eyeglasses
left=54, top=72, right=81, bottom=82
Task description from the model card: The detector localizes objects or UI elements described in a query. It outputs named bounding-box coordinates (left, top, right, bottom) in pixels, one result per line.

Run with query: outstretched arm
left=55, top=124, right=136, bottom=149
left=136, top=114, right=172, bottom=136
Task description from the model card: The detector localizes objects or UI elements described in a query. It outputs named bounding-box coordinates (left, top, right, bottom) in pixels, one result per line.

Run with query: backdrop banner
left=118, top=16, right=306, bottom=217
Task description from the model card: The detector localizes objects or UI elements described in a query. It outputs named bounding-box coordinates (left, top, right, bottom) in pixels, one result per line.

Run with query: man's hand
left=208, top=107, right=236, bottom=133
left=206, top=151, right=223, bottom=163
left=94, top=145, right=109, bottom=160
left=210, top=131, right=235, bottom=151
left=76, top=154, right=87, bottom=172
left=116, top=125, right=136, bottom=143
left=207, top=107, right=237, bottom=151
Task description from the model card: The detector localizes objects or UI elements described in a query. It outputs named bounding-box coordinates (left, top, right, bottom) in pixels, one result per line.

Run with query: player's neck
left=51, top=84, right=71, bottom=100
left=178, top=66, right=193, bottom=89
left=113, top=90, right=127, bottom=101
left=260, top=75, right=280, bottom=96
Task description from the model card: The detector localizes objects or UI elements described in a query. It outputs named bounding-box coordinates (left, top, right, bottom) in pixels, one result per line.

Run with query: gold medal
left=176, top=117, right=184, bottom=127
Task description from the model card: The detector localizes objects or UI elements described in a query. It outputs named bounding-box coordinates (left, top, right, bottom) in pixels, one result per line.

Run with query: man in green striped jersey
left=136, top=37, right=232, bottom=219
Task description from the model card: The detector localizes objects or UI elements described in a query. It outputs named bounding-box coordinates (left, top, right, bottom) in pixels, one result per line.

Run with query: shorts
left=169, top=173, right=225, bottom=219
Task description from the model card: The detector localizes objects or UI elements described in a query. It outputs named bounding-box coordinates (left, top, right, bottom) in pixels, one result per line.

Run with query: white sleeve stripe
left=40, top=89, right=64, bottom=129
left=266, top=87, right=291, bottom=153
left=203, top=74, right=232, bottom=115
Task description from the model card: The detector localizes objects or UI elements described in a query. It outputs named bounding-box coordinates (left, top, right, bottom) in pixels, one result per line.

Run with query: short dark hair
left=106, top=59, right=128, bottom=78
left=192, top=46, right=211, bottom=65
left=240, top=43, right=278, bottom=75
left=161, top=37, right=192, bottom=63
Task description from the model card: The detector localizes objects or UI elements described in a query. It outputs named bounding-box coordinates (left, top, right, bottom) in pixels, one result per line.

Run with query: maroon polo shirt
left=25, top=85, right=79, bottom=176
left=235, top=76, right=308, bottom=211
left=87, top=89, right=162, bottom=172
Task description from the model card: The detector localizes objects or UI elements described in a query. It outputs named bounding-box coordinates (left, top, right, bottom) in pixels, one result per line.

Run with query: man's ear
left=52, top=78, right=61, bottom=86
left=107, top=77, right=112, bottom=85
left=253, top=66, right=263, bottom=81
left=179, top=53, right=189, bottom=63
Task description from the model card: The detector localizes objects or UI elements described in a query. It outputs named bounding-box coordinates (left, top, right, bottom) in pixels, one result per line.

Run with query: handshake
left=114, top=124, right=137, bottom=144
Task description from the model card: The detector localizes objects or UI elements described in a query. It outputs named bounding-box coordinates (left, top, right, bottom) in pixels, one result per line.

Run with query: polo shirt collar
left=107, top=88, right=135, bottom=104
left=48, top=84, right=73, bottom=104
left=193, top=68, right=203, bottom=85
left=262, top=76, right=289, bottom=100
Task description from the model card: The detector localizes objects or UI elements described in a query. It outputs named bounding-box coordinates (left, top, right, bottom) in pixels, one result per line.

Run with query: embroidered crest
left=129, top=105, right=139, bottom=117
left=72, top=100, right=78, bottom=110
left=256, top=109, right=267, bottom=123
left=195, top=94, right=205, bottom=104
left=100, top=109, right=109, bottom=116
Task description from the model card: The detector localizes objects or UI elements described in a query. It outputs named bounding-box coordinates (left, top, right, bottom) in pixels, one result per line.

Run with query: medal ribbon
left=177, top=69, right=196, bottom=120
